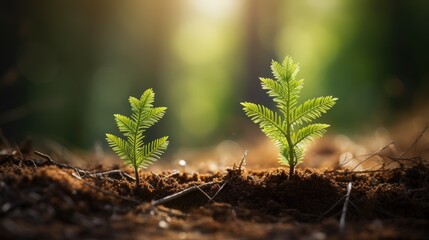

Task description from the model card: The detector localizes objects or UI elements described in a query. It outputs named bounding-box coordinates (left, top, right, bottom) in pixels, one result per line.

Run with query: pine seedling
left=241, top=56, right=337, bottom=178
left=106, top=89, right=169, bottom=188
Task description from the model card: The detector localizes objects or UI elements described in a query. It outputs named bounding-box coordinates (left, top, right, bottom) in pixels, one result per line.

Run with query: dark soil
left=1, top=148, right=429, bottom=240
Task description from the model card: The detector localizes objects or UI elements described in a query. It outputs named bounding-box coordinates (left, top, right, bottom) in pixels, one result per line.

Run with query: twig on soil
left=177, top=152, right=239, bottom=208
left=190, top=152, right=244, bottom=207
left=334, top=142, right=394, bottom=171
left=320, top=182, right=359, bottom=222
left=350, top=143, right=393, bottom=172
left=34, top=150, right=55, bottom=164
left=64, top=168, right=141, bottom=204
left=238, top=150, right=248, bottom=173
left=333, top=125, right=428, bottom=175
left=400, top=124, right=427, bottom=158
left=209, top=181, right=228, bottom=203
left=34, top=150, right=135, bottom=181
left=339, top=154, right=425, bottom=175
left=151, top=182, right=218, bottom=207
left=86, top=169, right=136, bottom=181
left=29, top=159, right=38, bottom=168
left=11, top=151, right=142, bottom=205
left=348, top=200, right=360, bottom=214
left=35, top=150, right=94, bottom=176
left=193, top=181, right=229, bottom=204
left=193, top=183, right=212, bottom=200
left=388, top=156, right=425, bottom=167
left=339, top=182, right=352, bottom=234
left=230, top=150, right=248, bottom=175
left=68, top=162, right=83, bottom=178
left=320, top=195, right=347, bottom=219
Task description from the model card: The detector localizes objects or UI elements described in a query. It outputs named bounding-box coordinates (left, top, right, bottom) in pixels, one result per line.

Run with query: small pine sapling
left=241, top=56, right=337, bottom=178
left=106, top=89, right=169, bottom=188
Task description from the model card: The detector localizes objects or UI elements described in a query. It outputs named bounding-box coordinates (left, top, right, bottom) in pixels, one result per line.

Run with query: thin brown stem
left=151, top=182, right=218, bottom=207
left=238, top=150, right=248, bottom=173
left=134, top=167, right=140, bottom=188
left=289, top=164, right=295, bottom=178
left=400, top=124, right=427, bottom=158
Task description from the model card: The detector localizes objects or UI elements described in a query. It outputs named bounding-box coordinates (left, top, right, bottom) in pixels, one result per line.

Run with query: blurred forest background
left=1, top=0, right=429, bottom=154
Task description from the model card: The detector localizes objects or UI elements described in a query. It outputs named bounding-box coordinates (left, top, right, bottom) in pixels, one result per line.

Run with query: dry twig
left=332, top=125, right=428, bottom=175
left=400, top=124, right=427, bottom=158
left=209, top=181, right=228, bottom=203
left=193, top=180, right=229, bottom=204
left=339, top=182, right=352, bottom=233
left=238, top=150, right=248, bottom=173
left=151, top=182, right=219, bottom=207
left=34, top=150, right=135, bottom=181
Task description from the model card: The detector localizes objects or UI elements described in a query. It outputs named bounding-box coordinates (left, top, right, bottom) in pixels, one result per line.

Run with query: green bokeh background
left=1, top=0, right=429, bottom=150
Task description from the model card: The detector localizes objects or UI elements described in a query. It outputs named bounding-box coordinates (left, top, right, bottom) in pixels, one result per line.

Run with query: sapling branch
left=241, top=56, right=337, bottom=178
left=106, top=89, right=169, bottom=188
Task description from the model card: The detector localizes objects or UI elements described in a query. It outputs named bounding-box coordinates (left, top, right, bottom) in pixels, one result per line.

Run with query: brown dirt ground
left=1, top=147, right=429, bottom=240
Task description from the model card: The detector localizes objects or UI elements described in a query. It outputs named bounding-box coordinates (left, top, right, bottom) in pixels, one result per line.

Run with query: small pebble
left=158, top=220, right=168, bottom=229
left=1, top=203, right=12, bottom=212
left=179, top=160, right=187, bottom=167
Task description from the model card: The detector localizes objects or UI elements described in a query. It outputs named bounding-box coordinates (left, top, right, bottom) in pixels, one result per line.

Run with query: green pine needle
left=241, top=56, right=337, bottom=177
left=106, top=89, right=169, bottom=187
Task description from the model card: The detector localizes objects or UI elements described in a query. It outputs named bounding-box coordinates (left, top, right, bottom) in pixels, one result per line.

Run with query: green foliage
left=241, top=56, right=337, bottom=175
left=106, top=89, right=169, bottom=184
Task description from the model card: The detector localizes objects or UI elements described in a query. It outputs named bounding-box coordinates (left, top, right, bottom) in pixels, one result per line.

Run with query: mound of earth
left=1, top=148, right=428, bottom=239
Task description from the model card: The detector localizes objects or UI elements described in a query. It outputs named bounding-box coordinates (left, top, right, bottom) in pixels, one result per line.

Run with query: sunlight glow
left=186, top=0, right=242, bottom=20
